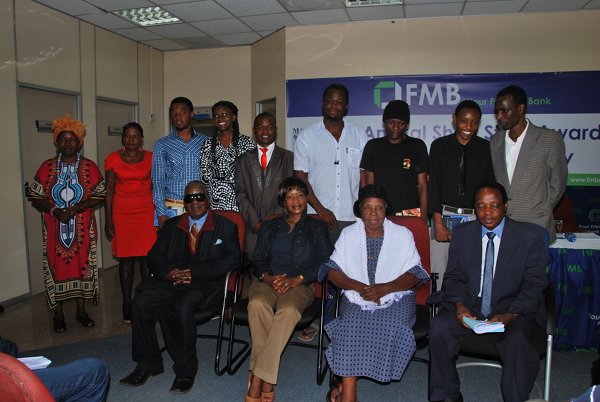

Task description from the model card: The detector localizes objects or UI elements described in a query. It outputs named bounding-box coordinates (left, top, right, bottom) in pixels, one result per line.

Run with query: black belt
left=442, top=205, right=475, bottom=215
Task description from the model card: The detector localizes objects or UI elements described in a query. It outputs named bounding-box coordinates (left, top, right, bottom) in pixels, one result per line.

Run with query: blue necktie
left=481, top=232, right=495, bottom=318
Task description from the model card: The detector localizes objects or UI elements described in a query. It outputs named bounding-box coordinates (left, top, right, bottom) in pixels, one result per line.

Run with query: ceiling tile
left=215, top=0, right=287, bottom=16
left=241, top=12, right=298, bottom=31
left=464, top=0, right=526, bottom=15
left=79, top=13, right=137, bottom=29
left=346, top=5, right=404, bottom=20
left=174, top=36, right=226, bottom=48
left=191, top=18, right=252, bottom=35
left=404, top=0, right=463, bottom=3
left=405, top=2, right=463, bottom=18
left=149, top=0, right=194, bottom=4
left=281, top=0, right=345, bottom=11
left=85, top=0, right=154, bottom=12
left=291, top=9, right=350, bottom=24
left=257, top=29, right=277, bottom=37
left=146, top=23, right=206, bottom=38
left=162, top=1, right=232, bottom=21
left=584, top=0, right=600, bottom=9
left=523, top=0, right=590, bottom=13
left=215, top=31, right=262, bottom=45
left=33, top=0, right=102, bottom=16
left=142, top=38, right=186, bottom=50
left=114, top=27, right=162, bottom=40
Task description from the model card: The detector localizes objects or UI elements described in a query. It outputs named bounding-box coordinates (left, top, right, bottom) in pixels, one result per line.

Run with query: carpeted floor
left=22, top=319, right=597, bottom=402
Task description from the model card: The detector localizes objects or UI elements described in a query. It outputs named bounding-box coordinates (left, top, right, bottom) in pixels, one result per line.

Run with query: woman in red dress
left=27, top=115, right=105, bottom=333
left=104, top=122, right=156, bottom=322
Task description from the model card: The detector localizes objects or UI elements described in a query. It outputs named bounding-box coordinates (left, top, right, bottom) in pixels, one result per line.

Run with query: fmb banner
left=286, top=72, right=600, bottom=187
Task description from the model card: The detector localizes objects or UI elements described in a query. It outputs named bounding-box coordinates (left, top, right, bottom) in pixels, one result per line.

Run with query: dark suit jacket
left=145, top=211, right=241, bottom=304
left=428, top=217, right=547, bottom=324
left=235, top=145, right=293, bottom=253
left=490, top=122, right=567, bottom=242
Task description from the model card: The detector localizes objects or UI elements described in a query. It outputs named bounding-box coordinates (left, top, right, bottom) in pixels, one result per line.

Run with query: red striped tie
left=189, top=223, right=199, bottom=253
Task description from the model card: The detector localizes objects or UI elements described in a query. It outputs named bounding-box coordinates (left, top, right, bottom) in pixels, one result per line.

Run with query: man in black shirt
left=428, top=100, right=495, bottom=286
left=360, top=100, right=428, bottom=220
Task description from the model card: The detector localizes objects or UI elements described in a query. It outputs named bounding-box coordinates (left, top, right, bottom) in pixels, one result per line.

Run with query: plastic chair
left=0, top=352, right=55, bottom=402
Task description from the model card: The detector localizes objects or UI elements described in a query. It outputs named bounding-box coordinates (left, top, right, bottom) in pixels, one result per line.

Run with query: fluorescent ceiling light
left=113, top=7, right=180, bottom=27
left=345, top=0, right=402, bottom=7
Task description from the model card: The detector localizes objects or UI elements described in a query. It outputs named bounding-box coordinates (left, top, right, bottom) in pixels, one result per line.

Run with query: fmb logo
left=373, top=80, right=461, bottom=109
left=373, top=81, right=397, bottom=110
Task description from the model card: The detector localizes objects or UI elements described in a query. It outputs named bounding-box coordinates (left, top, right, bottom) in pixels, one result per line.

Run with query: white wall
left=163, top=47, right=252, bottom=136
left=0, top=0, right=164, bottom=302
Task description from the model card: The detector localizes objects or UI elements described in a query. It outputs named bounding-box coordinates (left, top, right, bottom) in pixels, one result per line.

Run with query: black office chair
left=456, top=282, right=556, bottom=401
left=220, top=214, right=329, bottom=385
left=193, top=210, right=249, bottom=376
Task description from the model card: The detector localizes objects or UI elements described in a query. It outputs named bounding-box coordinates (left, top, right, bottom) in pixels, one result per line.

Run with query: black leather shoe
left=169, top=376, right=194, bottom=394
left=432, top=390, right=463, bottom=402
left=444, top=391, right=463, bottom=402
left=119, top=368, right=158, bottom=386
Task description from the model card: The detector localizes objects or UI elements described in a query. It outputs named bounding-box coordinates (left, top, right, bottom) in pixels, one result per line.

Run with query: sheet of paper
left=17, top=356, right=52, bottom=370
left=463, top=317, right=505, bottom=334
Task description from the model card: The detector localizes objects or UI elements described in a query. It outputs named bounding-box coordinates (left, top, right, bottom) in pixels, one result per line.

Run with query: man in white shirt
left=293, top=83, right=367, bottom=341
left=293, top=83, right=367, bottom=241
left=489, top=85, right=567, bottom=243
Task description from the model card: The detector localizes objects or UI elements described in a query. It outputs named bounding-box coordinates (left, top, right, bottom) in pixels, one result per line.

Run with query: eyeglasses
left=183, top=193, right=207, bottom=203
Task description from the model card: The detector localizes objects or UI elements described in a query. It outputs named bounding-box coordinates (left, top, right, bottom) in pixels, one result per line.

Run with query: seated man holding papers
left=427, top=183, right=547, bottom=402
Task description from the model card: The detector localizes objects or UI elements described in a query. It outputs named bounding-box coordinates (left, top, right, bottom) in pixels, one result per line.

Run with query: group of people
left=25, top=81, right=567, bottom=402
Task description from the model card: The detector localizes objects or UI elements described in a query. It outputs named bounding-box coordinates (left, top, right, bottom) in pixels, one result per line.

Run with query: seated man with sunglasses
left=120, top=181, right=240, bottom=394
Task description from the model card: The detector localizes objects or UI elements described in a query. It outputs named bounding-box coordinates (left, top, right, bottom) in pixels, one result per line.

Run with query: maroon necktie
left=189, top=223, right=199, bottom=253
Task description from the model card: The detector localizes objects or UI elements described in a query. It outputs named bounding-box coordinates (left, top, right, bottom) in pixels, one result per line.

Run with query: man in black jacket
left=120, top=181, right=240, bottom=394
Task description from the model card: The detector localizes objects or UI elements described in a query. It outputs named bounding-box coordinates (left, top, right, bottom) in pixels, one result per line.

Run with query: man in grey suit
left=428, top=182, right=547, bottom=402
left=490, top=85, right=567, bottom=243
left=235, top=112, right=293, bottom=254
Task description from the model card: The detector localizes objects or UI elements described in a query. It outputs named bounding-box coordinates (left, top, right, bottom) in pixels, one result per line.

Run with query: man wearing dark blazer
left=120, top=181, right=240, bottom=394
left=490, top=85, right=567, bottom=243
left=235, top=112, right=293, bottom=254
left=428, top=183, right=547, bottom=402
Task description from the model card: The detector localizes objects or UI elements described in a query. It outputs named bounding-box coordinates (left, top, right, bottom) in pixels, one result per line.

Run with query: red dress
left=104, top=150, right=156, bottom=257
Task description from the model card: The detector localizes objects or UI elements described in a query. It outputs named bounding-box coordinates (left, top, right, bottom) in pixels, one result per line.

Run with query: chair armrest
left=545, top=281, right=556, bottom=336
left=428, top=272, right=440, bottom=316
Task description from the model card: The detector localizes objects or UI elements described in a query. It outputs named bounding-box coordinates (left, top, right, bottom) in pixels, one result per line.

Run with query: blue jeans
left=34, top=358, right=109, bottom=402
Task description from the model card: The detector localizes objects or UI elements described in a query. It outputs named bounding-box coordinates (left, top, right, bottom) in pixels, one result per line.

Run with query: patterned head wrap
left=52, top=115, right=86, bottom=145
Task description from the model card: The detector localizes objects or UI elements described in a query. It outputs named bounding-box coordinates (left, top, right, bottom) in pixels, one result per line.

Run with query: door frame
left=16, top=83, right=81, bottom=299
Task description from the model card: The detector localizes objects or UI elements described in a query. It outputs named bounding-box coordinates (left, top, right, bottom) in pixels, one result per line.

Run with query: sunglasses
left=183, top=192, right=207, bottom=203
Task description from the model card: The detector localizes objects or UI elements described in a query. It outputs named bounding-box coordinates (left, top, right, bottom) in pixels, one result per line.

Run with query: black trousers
left=428, top=308, right=540, bottom=402
left=131, top=282, right=218, bottom=378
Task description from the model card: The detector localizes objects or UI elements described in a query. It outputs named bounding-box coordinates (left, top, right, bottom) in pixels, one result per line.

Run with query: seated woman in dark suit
left=322, top=185, right=429, bottom=402
left=246, top=177, right=333, bottom=402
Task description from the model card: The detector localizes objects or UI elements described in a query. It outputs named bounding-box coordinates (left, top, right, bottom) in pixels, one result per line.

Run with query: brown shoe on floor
left=298, top=326, right=318, bottom=342
left=261, top=390, right=275, bottom=402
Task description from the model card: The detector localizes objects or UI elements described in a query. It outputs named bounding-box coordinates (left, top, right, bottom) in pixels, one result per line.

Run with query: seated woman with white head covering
left=321, top=184, right=430, bottom=402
